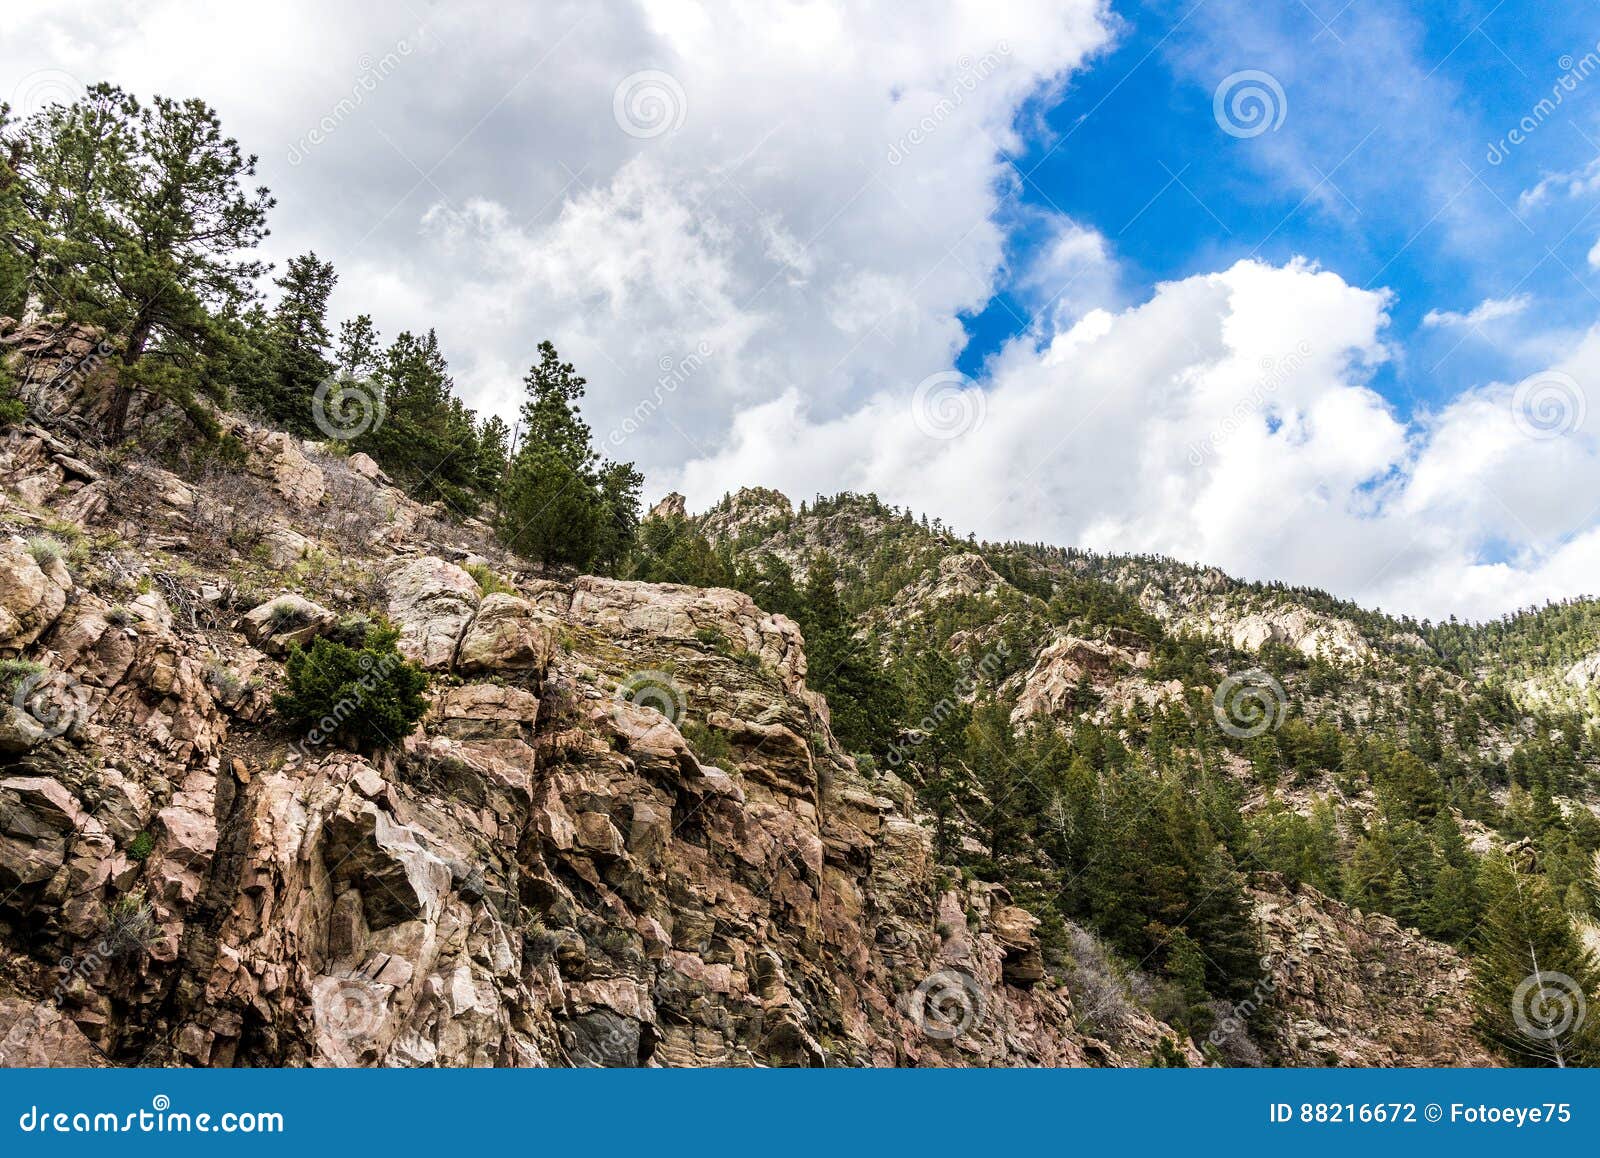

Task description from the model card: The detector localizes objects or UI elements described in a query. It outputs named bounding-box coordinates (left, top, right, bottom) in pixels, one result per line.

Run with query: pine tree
left=335, top=314, right=381, bottom=379
left=12, top=85, right=274, bottom=440
left=356, top=329, right=481, bottom=508
left=475, top=414, right=511, bottom=492
left=246, top=251, right=335, bottom=430
left=594, top=459, right=643, bottom=575
left=496, top=341, right=638, bottom=570
left=1472, top=854, right=1600, bottom=1066
left=0, top=105, right=31, bottom=319
left=799, top=552, right=901, bottom=757
left=900, top=647, right=973, bottom=858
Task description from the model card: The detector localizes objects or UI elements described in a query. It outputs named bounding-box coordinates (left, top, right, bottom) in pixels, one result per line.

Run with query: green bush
left=273, top=623, right=429, bottom=752
left=465, top=562, right=515, bottom=597
left=0, top=362, right=25, bottom=427
left=26, top=535, right=65, bottom=567
left=126, top=831, right=155, bottom=861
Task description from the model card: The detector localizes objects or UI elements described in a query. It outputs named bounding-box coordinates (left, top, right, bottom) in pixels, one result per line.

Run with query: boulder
left=0, top=536, right=72, bottom=651
left=347, top=452, right=386, bottom=483
left=239, top=594, right=338, bottom=656
left=385, top=557, right=481, bottom=669
left=259, top=526, right=312, bottom=570
left=0, top=997, right=105, bottom=1067
left=455, top=593, right=552, bottom=674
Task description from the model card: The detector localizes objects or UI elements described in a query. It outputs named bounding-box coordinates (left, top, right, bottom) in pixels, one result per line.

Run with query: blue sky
left=961, top=0, right=1600, bottom=415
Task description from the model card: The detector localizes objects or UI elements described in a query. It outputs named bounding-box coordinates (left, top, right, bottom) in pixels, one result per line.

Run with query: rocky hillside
left=0, top=324, right=1578, bottom=1067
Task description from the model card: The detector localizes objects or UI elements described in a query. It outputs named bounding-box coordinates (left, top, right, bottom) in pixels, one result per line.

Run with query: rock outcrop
left=0, top=362, right=1509, bottom=1069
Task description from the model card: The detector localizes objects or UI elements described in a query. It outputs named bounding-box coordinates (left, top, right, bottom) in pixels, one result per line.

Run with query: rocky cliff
left=0, top=327, right=1502, bottom=1066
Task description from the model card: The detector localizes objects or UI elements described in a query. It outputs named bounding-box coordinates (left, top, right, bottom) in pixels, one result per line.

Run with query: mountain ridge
left=0, top=319, right=1592, bottom=1068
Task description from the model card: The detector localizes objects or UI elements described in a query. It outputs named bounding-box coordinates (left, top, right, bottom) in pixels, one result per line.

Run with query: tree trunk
left=104, top=318, right=151, bottom=443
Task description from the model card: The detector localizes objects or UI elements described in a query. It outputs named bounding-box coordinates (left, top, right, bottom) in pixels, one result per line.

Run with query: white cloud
left=1520, top=157, right=1600, bottom=212
left=1421, top=293, right=1532, bottom=329
left=1, top=0, right=1115, bottom=477
left=677, top=258, right=1600, bottom=621
left=7, top=0, right=1600, bottom=621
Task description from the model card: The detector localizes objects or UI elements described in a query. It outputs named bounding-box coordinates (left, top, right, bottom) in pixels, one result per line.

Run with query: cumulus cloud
left=1, top=0, right=1114, bottom=471
left=7, top=0, right=1600, bottom=620
left=676, top=258, right=1600, bottom=621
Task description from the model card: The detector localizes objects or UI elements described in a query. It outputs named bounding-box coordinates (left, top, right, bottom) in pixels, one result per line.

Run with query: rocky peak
left=650, top=492, right=688, bottom=520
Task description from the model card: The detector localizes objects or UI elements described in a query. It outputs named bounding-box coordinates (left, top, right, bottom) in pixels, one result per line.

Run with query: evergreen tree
left=1472, top=854, right=1600, bottom=1066
left=240, top=251, right=335, bottom=430
left=356, top=329, right=481, bottom=508
left=335, top=313, right=381, bottom=379
left=800, top=552, right=901, bottom=757
left=594, top=459, right=643, bottom=574
left=0, top=105, right=31, bottom=319
left=12, top=84, right=274, bottom=440
left=497, top=341, right=638, bottom=570
left=899, top=646, right=973, bottom=857
left=474, top=414, right=511, bottom=493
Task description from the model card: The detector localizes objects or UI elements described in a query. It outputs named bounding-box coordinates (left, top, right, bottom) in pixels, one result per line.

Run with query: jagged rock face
left=1565, top=651, right=1600, bottom=691
left=1007, top=630, right=1186, bottom=728
left=0, top=371, right=1505, bottom=1068
left=650, top=492, right=688, bottom=521
left=1247, top=878, right=1494, bottom=1066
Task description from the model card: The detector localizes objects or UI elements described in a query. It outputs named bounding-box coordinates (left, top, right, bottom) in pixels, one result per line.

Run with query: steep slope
left=0, top=329, right=1550, bottom=1067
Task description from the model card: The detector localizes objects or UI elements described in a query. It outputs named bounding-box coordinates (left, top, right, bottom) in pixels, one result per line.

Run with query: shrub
left=693, top=626, right=732, bottom=652
left=0, top=362, right=24, bottom=427
left=266, top=599, right=313, bottom=633
left=126, top=831, right=155, bottom=861
left=274, top=623, right=429, bottom=752
left=682, top=720, right=736, bottom=769
left=204, top=662, right=244, bottom=701
left=330, top=613, right=374, bottom=648
left=0, top=658, right=44, bottom=697
left=26, top=535, right=65, bottom=567
left=104, top=892, right=157, bottom=959
left=465, top=562, right=515, bottom=597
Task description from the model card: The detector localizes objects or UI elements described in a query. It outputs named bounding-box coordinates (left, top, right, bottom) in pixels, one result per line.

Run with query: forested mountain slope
left=1, top=84, right=1596, bottom=1067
